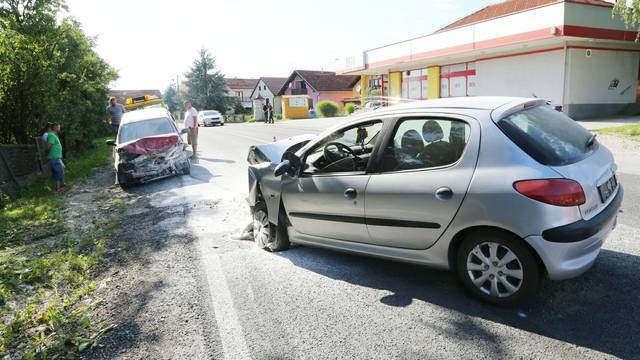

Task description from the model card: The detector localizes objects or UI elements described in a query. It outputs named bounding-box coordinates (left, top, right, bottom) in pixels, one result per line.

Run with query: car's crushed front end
left=116, top=134, right=189, bottom=185
left=247, top=134, right=315, bottom=222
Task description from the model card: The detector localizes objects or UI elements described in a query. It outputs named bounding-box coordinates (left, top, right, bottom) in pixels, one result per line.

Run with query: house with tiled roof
left=277, top=70, right=361, bottom=110
left=250, top=77, right=288, bottom=120
left=342, top=0, right=640, bottom=118
left=225, top=78, right=258, bottom=111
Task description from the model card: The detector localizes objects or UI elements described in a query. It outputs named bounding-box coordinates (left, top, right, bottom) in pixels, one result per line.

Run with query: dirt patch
left=80, top=176, right=222, bottom=359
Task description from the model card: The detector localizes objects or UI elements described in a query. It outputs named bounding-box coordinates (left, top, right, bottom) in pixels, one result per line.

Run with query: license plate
left=598, top=175, right=617, bottom=203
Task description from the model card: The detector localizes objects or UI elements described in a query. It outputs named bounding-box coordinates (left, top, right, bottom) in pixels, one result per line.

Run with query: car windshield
left=497, top=106, right=596, bottom=166
left=118, top=118, right=175, bottom=144
left=203, top=111, right=219, bottom=116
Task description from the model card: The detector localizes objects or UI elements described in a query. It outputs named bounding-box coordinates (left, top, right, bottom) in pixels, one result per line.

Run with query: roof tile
left=438, top=0, right=613, bottom=32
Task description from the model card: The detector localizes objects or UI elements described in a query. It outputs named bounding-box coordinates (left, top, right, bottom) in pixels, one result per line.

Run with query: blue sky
left=65, top=0, right=497, bottom=90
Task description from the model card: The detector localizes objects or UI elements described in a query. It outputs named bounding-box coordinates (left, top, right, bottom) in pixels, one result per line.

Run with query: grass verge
left=1, top=137, right=121, bottom=358
left=595, top=123, right=640, bottom=140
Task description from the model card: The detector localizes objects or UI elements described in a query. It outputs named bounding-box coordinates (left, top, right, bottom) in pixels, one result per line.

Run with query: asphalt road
left=131, top=119, right=639, bottom=360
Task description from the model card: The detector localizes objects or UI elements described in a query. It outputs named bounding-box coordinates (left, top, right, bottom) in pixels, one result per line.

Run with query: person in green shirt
left=47, top=123, right=64, bottom=193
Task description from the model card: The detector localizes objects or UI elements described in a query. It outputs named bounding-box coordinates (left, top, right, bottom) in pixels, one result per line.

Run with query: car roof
left=377, top=96, right=534, bottom=112
left=121, top=108, right=171, bottom=124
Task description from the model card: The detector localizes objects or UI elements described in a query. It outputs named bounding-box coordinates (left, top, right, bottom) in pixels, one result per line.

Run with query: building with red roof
left=342, top=0, right=640, bottom=118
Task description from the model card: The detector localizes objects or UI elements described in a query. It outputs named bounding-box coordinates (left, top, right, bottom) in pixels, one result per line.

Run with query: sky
left=64, top=0, right=498, bottom=91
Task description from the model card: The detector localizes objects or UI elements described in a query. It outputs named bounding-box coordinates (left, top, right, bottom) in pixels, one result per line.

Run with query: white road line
left=197, top=236, right=252, bottom=360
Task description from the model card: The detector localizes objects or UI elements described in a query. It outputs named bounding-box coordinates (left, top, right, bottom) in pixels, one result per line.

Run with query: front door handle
left=435, top=187, right=453, bottom=201
left=344, top=187, right=357, bottom=200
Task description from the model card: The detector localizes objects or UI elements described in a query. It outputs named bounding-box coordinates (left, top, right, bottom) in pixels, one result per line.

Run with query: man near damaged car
left=183, top=100, right=199, bottom=158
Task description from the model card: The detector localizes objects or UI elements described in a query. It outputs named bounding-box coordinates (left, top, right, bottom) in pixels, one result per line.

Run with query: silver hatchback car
left=246, top=97, right=623, bottom=304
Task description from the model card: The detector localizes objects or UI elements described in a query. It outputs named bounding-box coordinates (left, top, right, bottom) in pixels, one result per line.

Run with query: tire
left=117, top=171, right=131, bottom=189
left=456, top=230, right=540, bottom=305
left=182, top=160, right=191, bottom=175
left=252, top=201, right=290, bottom=252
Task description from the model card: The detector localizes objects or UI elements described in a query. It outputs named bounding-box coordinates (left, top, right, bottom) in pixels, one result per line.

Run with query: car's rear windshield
left=119, top=118, right=175, bottom=144
left=496, top=106, right=596, bottom=166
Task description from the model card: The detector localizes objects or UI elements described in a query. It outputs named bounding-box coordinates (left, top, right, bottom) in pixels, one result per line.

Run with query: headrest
left=401, top=129, right=424, bottom=152
left=422, top=120, right=444, bottom=143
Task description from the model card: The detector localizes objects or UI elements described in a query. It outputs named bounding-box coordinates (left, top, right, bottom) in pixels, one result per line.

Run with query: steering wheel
left=323, top=142, right=358, bottom=163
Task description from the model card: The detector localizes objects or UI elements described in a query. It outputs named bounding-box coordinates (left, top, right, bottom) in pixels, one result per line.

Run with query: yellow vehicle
left=124, top=95, right=166, bottom=111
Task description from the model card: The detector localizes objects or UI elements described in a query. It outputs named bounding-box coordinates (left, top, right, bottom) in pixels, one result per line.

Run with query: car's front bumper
left=204, top=118, right=223, bottom=125
left=525, top=186, right=623, bottom=280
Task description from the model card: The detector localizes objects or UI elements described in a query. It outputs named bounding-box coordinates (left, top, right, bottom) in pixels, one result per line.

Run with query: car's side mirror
left=275, top=152, right=302, bottom=177
left=106, top=139, right=116, bottom=146
left=180, top=128, right=189, bottom=135
left=274, top=160, right=291, bottom=177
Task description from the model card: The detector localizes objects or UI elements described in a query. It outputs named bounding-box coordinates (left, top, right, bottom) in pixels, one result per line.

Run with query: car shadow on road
left=277, top=246, right=639, bottom=359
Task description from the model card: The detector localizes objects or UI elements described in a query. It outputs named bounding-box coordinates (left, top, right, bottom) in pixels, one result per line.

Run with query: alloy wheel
left=253, top=210, right=271, bottom=248
left=466, top=242, right=523, bottom=298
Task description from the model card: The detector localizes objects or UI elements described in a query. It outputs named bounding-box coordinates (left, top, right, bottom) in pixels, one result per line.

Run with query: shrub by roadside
left=0, top=137, right=123, bottom=358
left=343, top=103, right=357, bottom=116
left=317, top=100, right=340, bottom=117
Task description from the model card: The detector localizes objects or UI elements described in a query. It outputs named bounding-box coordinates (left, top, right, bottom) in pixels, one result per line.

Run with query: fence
left=0, top=138, right=49, bottom=195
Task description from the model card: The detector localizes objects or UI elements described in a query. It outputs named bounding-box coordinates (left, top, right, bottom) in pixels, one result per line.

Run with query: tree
left=183, top=48, right=232, bottom=112
left=0, top=0, right=117, bottom=149
left=163, top=83, right=181, bottom=113
left=613, top=0, right=640, bottom=40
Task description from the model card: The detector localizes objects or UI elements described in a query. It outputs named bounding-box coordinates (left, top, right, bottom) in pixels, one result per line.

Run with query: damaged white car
left=106, top=108, right=191, bottom=188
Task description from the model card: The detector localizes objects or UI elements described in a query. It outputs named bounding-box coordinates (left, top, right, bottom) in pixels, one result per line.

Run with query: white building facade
left=344, top=0, right=640, bottom=119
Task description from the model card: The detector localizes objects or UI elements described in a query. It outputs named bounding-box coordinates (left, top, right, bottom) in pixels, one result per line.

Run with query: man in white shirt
left=183, top=100, right=199, bottom=158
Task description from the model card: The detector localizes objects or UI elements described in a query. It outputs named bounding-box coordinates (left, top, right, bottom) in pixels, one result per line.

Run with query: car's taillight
left=513, top=179, right=585, bottom=207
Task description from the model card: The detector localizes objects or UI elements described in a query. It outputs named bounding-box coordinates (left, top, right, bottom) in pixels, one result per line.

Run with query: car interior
left=302, top=121, right=383, bottom=174
left=381, top=118, right=469, bottom=172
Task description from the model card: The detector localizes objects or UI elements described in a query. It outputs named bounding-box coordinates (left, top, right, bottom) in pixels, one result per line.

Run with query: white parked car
left=198, top=110, right=224, bottom=127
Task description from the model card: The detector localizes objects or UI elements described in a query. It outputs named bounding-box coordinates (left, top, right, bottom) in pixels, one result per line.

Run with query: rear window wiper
left=586, top=133, right=597, bottom=148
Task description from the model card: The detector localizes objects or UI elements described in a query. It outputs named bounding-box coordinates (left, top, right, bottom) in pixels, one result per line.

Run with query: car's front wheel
left=117, top=171, right=131, bottom=189
left=456, top=230, right=540, bottom=305
left=252, top=202, right=290, bottom=252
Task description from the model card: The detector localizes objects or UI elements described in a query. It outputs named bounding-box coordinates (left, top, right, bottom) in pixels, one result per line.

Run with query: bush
left=344, top=103, right=357, bottom=115
left=317, top=100, right=340, bottom=118
left=275, top=114, right=283, bottom=121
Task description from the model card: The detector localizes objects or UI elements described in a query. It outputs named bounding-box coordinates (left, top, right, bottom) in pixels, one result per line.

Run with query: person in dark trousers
left=263, top=98, right=274, bottom=124
left=106, top=97, right=125, bottom=134
left=47, top=123, right=64, bottom=193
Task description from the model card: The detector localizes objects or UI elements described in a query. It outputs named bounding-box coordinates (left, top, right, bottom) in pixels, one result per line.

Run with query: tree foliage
left=183, top=48, right=232, bottom=112
left=163, top=83, right=181, bottom=113
left=0, top=0, right=117, bottom=150
left=613, top=0, right=640, bottom=40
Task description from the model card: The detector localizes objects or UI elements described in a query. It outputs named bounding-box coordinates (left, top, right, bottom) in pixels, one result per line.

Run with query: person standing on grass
left=47, top=123, right=65, bottom=193
left=106, top=97, right=125, bottom=134
left=183, top=100, right=199, bottom=158
left=41, top=122, right=52, bottom=143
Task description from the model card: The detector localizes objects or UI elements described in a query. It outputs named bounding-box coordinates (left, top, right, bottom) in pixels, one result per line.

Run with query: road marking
left=197, top=236, right=252, bottom=360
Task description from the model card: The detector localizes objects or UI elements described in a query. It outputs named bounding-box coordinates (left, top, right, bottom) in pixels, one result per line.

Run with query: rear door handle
left=344, top=187, right=357, bottom=200
left=435, top=187, right=453, bottom=201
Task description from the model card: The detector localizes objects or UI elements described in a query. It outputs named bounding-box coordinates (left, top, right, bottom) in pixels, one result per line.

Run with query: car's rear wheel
left=456, top=230, right=539, bottom=305
left=252, top=201, right=290, bottom=252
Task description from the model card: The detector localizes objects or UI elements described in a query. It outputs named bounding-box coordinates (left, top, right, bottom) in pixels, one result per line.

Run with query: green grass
left=595, top=123, right=640, bottom=140
left=0, top=136, right=118, bottom=358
